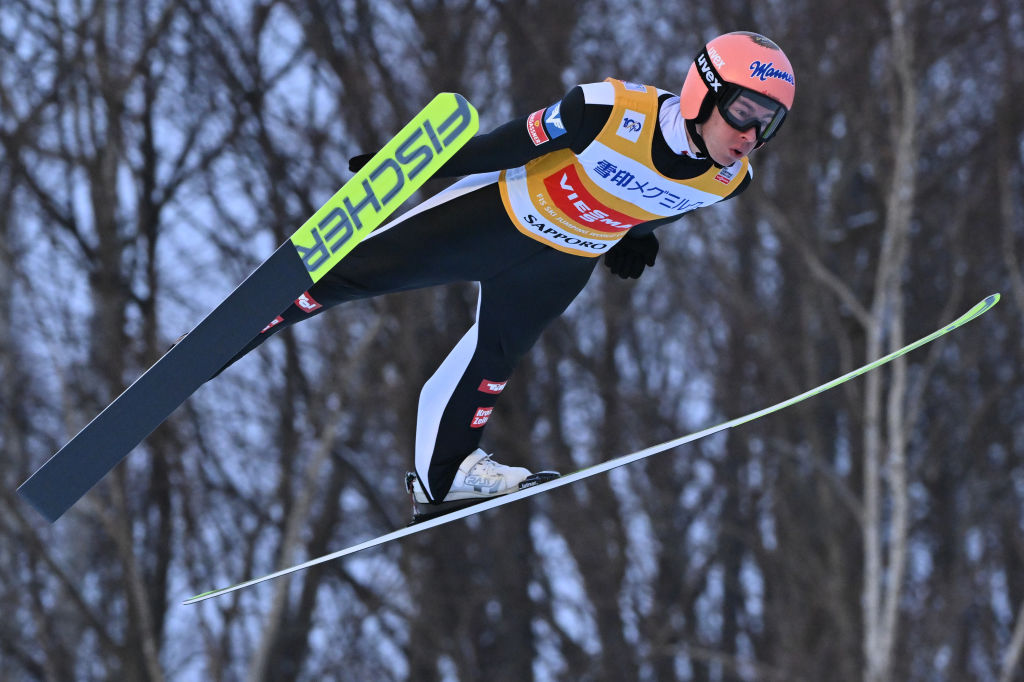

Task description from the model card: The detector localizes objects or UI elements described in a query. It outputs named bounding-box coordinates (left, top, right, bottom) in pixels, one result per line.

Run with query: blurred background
left=1, top=1, right=1022, bottom=680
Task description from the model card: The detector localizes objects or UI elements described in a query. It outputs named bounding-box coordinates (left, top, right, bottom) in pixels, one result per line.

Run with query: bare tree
left=3, top=1, right=1023, bottom=680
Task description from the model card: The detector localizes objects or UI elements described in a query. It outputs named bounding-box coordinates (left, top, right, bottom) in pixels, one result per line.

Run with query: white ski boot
left=406, top=449, right=559, bottom=523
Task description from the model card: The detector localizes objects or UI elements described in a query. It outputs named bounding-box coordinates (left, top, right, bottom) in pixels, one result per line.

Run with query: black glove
left=604, top=233, right=658, bottom=279
left=348, top=153, right=374, bottom=173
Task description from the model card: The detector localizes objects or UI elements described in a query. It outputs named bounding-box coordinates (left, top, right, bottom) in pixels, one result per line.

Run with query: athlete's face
left=697, top=106, right=759, bottom=166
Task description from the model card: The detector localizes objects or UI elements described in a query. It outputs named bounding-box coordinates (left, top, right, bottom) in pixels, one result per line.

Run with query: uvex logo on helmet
left=679, top=31, right=796, bottom=126
left=707, top=45, right=726, bottom=68
left=697, top=53, right=723, bottom=92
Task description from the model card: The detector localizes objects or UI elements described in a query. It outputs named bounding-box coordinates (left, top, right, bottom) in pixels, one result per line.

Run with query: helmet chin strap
left=685, top=119, right=725, bottom=168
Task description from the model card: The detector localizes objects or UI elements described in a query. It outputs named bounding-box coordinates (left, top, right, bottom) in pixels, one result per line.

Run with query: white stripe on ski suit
left=414, top=283, right=483, bottom=501
left=382, top=172, right=500, bottom=501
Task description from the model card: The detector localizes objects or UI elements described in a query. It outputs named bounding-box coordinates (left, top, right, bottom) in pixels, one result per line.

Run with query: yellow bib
left=499, top=78, right=749, bottom=256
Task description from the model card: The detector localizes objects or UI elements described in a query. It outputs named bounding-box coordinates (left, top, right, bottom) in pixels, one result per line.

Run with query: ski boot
left=406, top=449, right=559, bottom=524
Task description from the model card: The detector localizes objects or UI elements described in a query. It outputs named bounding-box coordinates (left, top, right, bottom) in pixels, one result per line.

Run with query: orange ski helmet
left=680, top=31, right=796, bottom=145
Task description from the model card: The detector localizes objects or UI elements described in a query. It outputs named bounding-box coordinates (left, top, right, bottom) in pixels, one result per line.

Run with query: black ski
left=18, top=93, right=479, bottom=523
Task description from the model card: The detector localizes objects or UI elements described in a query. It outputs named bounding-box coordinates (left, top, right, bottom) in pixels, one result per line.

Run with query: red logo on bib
left=543, top=165, right=637, bottom=232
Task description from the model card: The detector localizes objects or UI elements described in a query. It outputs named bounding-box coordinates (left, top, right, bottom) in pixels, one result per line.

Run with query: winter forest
left=2, top=0, right=1023, bottom=681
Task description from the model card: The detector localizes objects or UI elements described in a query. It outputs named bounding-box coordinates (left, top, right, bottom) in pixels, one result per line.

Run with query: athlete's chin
left=710, top=150, right=741, bottom=166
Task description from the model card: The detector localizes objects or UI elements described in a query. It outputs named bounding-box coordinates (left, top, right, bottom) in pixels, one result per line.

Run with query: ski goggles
left=717, top=85, right=788, bottom=145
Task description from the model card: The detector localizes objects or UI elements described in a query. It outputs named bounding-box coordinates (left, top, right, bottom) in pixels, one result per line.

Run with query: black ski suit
left=223, top=81, right=751, bottom=502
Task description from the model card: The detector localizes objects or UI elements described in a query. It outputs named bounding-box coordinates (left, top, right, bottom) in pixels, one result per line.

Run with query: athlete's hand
left=604, top=233, right=658, bottom=279
left=348, top=153, right=374, bottom=172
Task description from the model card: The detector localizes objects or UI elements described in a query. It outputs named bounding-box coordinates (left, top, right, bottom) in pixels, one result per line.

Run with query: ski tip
left=950, top=293, right=1001, bottom=330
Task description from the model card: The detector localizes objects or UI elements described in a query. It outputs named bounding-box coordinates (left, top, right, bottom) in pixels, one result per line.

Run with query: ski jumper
left=222, top=79, right=753, bottom=502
